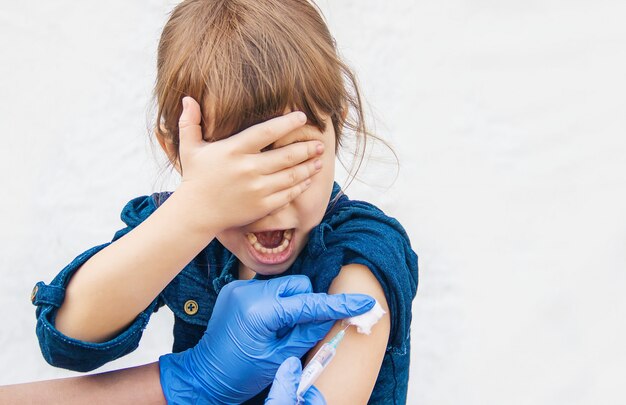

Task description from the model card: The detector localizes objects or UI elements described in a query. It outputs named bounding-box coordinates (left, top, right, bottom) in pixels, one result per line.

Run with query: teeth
left=247, top=230, right=293, bottom=254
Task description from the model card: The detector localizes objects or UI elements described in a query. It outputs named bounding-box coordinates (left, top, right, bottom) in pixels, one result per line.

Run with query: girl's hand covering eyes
left=176, top=96, right=324, bottom=232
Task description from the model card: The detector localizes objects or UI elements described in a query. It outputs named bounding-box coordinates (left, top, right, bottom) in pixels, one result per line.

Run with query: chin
left=251, top=263, right=292, bottom=276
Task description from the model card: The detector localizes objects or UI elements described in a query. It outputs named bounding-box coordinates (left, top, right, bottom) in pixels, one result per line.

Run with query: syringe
left=296, top=325, right=350, bottom=400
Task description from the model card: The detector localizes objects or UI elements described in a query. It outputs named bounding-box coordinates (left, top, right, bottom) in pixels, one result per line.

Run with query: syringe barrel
left=296, top=343, right=336, bottom=397
left=309, top=343, right=336, bottom=366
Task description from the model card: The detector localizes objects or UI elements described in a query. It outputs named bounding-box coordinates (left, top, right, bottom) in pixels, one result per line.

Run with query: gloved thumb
left=302, top=386, right=327, bottom=405
left=272, top=275, right=313, bottom=298
left=265, top=357, right=328, bottom=404
left=265, top=357, right=302, bottom=404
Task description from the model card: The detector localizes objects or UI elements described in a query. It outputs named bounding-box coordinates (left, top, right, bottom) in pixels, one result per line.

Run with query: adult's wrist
left=158, top=351, right=223, bottom=405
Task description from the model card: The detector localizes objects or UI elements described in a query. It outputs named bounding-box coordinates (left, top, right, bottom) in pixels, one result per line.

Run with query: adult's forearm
left=0, top=362, right=166, bottom=405
left=55, top=188, right=217, bottom=342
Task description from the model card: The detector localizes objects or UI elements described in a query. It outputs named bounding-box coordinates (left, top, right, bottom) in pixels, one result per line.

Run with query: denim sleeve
left=32, top=195, right=164, bottom=372
left=303, top=200, right=419, bottom=355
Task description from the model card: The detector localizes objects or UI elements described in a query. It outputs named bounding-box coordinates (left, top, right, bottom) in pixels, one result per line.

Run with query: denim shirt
left=32, top=183, right=418, bottom=404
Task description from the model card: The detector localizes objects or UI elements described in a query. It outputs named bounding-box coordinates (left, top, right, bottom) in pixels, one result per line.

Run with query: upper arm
left=304, top=263, right=390, bottom=404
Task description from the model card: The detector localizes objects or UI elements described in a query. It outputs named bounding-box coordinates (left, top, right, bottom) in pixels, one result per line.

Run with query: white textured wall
left=1, top=1, right=625, bottom=404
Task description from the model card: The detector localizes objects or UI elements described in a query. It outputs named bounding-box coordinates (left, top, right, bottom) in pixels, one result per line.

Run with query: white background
left=1, top=1, right=625, bottom=404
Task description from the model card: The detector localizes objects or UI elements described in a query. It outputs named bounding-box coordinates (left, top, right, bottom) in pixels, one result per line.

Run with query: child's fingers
left=256, top=140, right=324, bottom=175
left=263, top=179, right=314, bottom=214
left=264, top=157, right=322, bottom=194
left=178, top=97, right=204, bottom=153
left=229, top=111, right=307, bottom=152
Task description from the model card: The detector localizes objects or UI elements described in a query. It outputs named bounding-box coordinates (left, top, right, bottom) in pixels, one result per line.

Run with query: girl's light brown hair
left=154, top=0, right=371, bottom=176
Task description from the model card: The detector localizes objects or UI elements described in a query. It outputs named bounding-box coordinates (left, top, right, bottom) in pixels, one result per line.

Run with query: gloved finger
left=274, top=320, right=336, bottom=361
left=281, top=320, right=335, bottom=353
left=303, top=386, right=327, bottom=405
left=273, top=292, right=375, bottom=330
left=269, top=275, right=313, bottom=298
left=265, top=357, right=302, bottom=404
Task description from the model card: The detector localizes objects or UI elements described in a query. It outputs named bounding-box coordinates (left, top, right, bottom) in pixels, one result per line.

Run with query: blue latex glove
left=265, top=357, right=326, bottom=405
left=159, top=275, right=374, bottom=404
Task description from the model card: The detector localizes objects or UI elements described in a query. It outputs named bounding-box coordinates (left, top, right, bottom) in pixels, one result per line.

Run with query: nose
left=267, top=200, right=292, bottom=218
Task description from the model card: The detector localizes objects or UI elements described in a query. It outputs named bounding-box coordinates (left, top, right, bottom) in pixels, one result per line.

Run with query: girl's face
left=215, top=114, right=337, bottom=278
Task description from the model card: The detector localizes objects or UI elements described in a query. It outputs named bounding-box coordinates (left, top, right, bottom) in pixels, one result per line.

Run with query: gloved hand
left=159, top=275, right=374, bottom=404
left=265, top=357, right=326, bottom=405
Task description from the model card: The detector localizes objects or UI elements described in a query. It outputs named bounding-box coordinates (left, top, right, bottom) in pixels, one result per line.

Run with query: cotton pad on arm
left=342, top=300, right=386, bottom=335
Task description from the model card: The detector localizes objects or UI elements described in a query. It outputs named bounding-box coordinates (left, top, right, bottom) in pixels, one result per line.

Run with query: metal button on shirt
left=184, top=299, right=199, bottom=315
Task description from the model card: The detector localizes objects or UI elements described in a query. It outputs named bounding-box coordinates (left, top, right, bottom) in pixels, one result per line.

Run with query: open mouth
left=245, top=229, right=295, bottom=264
left=246, top=229, right=293, bottom=254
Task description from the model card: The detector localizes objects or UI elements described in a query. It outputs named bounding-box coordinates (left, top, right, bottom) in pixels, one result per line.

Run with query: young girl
left=32, top=0, right=418, bottom=403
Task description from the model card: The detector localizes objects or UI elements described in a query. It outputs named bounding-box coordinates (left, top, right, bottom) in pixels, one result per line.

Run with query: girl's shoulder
left=319, top=189, right=414, bottom=253
left=298, top=188, right=418, bottom=356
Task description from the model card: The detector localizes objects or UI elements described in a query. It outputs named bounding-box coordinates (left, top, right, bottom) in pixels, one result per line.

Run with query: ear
left=155, top=127, right=181, bottom=173
left=341, top=103, right=349, bottom=121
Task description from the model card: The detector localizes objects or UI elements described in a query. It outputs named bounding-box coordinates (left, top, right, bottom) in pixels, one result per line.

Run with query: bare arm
left=0, top=363, right=165, bottom=405
left=54, top=97, right=322, bottom=343
left=55, top=189, right=217, bottom=342
left=304, top=264, right=391, bottom=404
